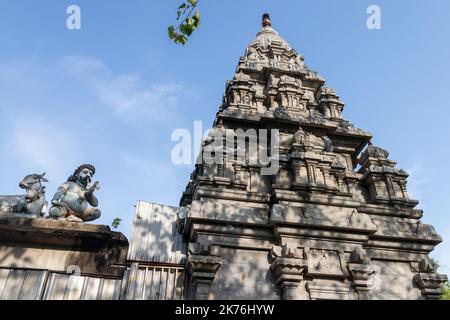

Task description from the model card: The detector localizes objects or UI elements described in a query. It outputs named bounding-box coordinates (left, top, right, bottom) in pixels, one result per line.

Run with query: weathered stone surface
left=186, top=240, right=222, bottom=300
left=0, top=217, right=128, bottom=277
left=269, top=244, right=308, bottom=299
left=0, top=173, right=48, bottom=218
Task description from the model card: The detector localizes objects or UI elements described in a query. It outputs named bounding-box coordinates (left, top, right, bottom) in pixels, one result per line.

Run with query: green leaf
left=178, top=3, right=187, bottom=9
left=111, top=218, right=122, bottom=229
left=187, top=0, right=198, bottom=6
left=175, top=35, right=188, bottom=45
left=180, top=23, right=195, bottom=36
left=193, top=11, right=201, bottom=26
left=168, top=25, right=176, bottom=39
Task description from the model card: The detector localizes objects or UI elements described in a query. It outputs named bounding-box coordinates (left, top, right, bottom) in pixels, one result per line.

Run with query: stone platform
left=0, top=217, right=129, bottom=277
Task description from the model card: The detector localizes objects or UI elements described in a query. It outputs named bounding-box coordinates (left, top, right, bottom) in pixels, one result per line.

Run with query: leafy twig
left=111, top=218, right=122, bottom=229
left=168, top=0, right=201, bottom=45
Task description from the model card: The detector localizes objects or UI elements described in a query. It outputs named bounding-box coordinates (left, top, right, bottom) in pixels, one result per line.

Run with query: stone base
left=0, top=217, right=129, bottom=277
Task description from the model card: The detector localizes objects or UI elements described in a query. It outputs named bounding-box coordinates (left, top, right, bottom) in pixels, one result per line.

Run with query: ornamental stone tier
left=177, top=14, right=447, bottom=300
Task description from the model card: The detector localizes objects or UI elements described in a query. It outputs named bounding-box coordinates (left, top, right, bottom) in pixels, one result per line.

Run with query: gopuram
left=0, top=14, right=447, bottom=300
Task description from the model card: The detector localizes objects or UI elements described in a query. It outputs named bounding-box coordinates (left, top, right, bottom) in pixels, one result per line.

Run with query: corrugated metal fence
left=0, top=265, right=186, bottom=300
left=0, top=268, right=121, bottom=300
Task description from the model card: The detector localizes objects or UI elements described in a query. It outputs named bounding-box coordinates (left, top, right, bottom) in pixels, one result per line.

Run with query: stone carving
left=187, top=240, right=222, bottom=300
left=49, top=164, right=101, bottom=223
left=288, top=54, right=306, bottom=70
left=270, top=244, right=308, bottom=300
left=293, top=127, right=333, bottom=152
left=234, top=71, right=251, bottom=81
left=347, top=248, right=375, bottom=300
left=0, top=173, right=48, bottom=218
left=315, top=250, right=330, bottom=271
left=246, top=46, right=260, bottom=61
left=349, top=247, right=370, bottom=264
left=251, top=83, right=264, bottom=96
left=413, top=258, right=448, bottom=300
left=280, top=74, right=300, bottom=85
left=308, top=109, right=325, bottom=124
left=307, top=249, right=348, bottom=277
left=273, top=106, right=291, bottom=120
left=305, top=70, right=325, bottom=82
left=364, top=145, right=390, bottom=159
left=303, top=90, right=316, bottom=103
left=321, top=86, right=337, bottom=95
left=332, top=154, right=348, bottom=170
left=337, top=122, right=369, bottom=136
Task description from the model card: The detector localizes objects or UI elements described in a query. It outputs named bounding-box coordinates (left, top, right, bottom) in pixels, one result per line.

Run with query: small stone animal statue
left=49, top=164, right=101, bottom=223
left=0, top=173, right=49, bottom=218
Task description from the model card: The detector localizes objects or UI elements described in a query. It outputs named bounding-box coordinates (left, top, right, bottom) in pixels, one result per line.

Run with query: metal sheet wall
left=42, top=273, right=122, bottom=300
left=0, top=268, right=48, bottom=300
left=0, top=268, right=121, bottom=300
left=124, top=264, right=186, bottom=300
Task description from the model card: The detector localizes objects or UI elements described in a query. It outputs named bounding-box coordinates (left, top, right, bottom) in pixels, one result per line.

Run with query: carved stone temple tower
left=177, top=14, right=447, bottom=300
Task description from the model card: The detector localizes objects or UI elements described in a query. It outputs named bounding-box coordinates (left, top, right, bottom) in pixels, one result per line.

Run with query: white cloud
left=10, top=116, right=83, bottom=182
left=61, top=56, right=190, bottom=119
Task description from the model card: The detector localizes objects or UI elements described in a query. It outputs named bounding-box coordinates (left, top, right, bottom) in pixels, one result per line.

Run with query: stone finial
left=262, top=13, right=271, bottom=27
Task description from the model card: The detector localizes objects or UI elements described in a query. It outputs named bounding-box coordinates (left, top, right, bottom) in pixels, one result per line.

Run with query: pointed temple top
left=249, top=13, right=292, bottom=50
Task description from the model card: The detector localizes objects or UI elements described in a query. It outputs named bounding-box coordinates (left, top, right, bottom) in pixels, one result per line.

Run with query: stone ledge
left=0, top=217, right=129, bottom=277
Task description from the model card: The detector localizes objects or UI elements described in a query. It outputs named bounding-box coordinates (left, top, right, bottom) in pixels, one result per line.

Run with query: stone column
left=414, top=259, right=448, bottom=300
left=187, top=240, right=222, bottom=300
left=347, top=248, right=375, bottom=300
left=270, top=244, right=308, bottom=300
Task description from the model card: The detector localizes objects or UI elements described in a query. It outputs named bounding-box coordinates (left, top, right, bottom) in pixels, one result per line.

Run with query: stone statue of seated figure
left=49, top=164, right=101, bottom=223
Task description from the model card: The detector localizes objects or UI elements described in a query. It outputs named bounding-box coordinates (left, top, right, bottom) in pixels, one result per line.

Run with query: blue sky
left=0, top=1, right=449, bottom=274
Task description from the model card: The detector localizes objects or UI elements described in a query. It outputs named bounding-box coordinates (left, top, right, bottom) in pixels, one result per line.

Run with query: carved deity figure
left=49, top=164, right=101, bottom=223
left=0, top=173, right=48, bottom=218
left=246, top=46, right=260, bottom=61
left=296, top=54, right=306, bottom=68
left=289, top=54, right=305, bottom=69
left=294, top=127, right=333, bottom=152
